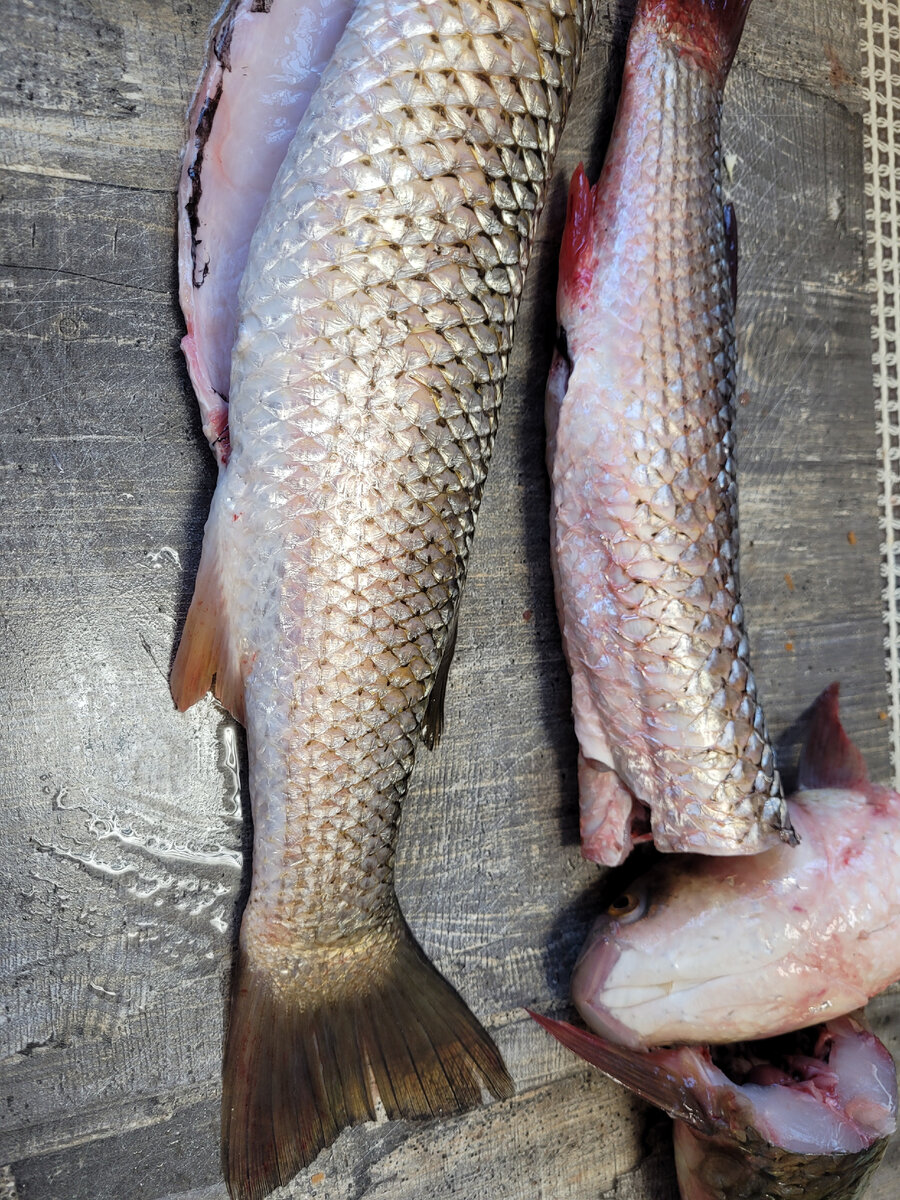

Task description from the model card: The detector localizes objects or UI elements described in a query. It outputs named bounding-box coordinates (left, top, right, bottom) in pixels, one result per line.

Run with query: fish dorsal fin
left=421, top=603, right=460, bottom=751
left=170, top=527, right=245, bottom=726
left=558, top=164, right=595, bottom=302
left=797, top=683, right=868, bottom=791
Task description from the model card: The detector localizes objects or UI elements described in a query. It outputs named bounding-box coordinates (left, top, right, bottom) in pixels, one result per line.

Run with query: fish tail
left=637, top=0, right=752, bottom=74
left=224, top=925, right=514, bottom=1200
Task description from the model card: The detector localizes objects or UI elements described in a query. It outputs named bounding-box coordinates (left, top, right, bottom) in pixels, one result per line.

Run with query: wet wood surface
left=0, top=0, right=896, bottom=1198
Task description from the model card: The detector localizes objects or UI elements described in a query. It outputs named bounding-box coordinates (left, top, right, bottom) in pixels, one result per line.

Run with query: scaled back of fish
left=545, top=0, right=794, bottom=863
left=172, top=1, right=594, bottom=1196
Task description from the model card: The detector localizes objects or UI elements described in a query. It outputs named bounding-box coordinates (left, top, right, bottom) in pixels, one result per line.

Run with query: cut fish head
left=531, top=1012, right=897, bottom=1200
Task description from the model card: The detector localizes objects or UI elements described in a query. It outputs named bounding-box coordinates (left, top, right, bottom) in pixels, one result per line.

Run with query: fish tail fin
left=637, top=0, right=752, bottom=75
left=224, top=926, right=514, bottom=1200
left=558, top=163, right=596, bottom=305
left=528, top=1012, right=720, bottom=1135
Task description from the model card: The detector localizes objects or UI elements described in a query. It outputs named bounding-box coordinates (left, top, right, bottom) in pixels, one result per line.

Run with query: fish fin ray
left=528, top=1013, right=720, bottom=1136
left=223, top=927, right=513, bottom=1200
left=170, top=532, right=245, bottom=724
left=798, top=682, right=868, bottom=791
left=421, top=604, right=460, bottom=750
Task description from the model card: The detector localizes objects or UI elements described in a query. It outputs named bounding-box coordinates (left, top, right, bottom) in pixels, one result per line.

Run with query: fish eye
left=606, top=889, right=647, bottom=923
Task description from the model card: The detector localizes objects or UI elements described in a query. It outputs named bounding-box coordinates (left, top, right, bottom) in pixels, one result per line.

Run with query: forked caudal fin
left=224, top=924, right=514, bottom=1200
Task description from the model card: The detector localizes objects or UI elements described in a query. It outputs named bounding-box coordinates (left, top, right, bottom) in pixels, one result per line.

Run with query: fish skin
left=570, top=685, right=900, bottom=1049
left=178, top=0, right=357, bottom=466
left=546, top=0, right=793, bottom=864
left=172, top=0, right=593, bottom=1195
left=531, top=1012, right=897, bottom=1200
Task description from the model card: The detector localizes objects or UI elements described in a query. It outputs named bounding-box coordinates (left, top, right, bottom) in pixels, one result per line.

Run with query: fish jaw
left=532, top=1013, right=897, bottom=1200
left=546, top=0, right=791, bottom=859
left=571, top=780, right=900, bottom=1047
left=178, top=0, right=356, bottom=466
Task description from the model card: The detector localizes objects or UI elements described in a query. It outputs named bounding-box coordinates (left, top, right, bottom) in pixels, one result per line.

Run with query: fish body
left=178, top=0, right=357, bottom=464
left=546, top=0, right=792, bottom=864
left=532, top=1012, right=897, bottom=1200
left=571, top=685, right=900, bottom=1048
left=172, top=1, right=593, bottom=1195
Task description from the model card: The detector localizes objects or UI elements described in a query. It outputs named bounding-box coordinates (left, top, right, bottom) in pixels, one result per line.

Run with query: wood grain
left=0, top=0, right=893, bottom=1197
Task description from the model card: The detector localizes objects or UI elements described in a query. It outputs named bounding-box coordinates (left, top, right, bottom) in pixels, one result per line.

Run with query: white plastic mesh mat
left=863, top=0, right=900, bottom=785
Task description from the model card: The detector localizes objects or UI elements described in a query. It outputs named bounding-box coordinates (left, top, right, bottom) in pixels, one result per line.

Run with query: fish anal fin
left=223, top=925, right=513, bottom=1200
left=528, top=1013, right=720, bottom=1136
left=170, top=538, right=245, bottom=725
left=422, top=604, right=460, bottom=751
left=558, top=163, right=595, bottom=305
left=798, top=683, right=868, bottom=791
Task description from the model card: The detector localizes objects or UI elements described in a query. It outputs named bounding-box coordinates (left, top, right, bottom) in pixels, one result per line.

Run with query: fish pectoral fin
left=528, top=1013, right=721, bottom=1137
left=421, top=603, right=460, bottom=751
left=170, top=536, right=245, bottom=725
left=223, top=922, right=514, bottom=1200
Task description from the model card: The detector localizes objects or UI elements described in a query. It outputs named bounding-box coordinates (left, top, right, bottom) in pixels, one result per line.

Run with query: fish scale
left=547, top=0, right=793, bottom=864
left=171, top=0, right=592, bottom=1196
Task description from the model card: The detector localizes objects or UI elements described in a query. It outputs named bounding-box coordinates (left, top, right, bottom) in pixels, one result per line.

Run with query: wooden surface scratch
left=0, top=0, right=895, bottom=1197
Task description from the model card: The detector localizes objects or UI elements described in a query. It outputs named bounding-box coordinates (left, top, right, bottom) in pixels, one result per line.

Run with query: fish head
left=569, top=845, right=808, bottom=1047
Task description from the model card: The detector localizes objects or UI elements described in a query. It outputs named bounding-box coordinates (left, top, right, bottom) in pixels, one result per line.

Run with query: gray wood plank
left=0, top=0, right=893, bottom=1197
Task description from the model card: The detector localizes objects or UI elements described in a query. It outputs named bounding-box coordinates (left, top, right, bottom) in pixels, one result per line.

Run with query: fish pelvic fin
left=798, top=682, right=869, bottom=791
left=170, top=526, right=245, bottom=724
left=223, top=924, right=514, bottom=1200
left=638, top=0, right=752, bottom=76
left=558, top=163, right=596, bottom=308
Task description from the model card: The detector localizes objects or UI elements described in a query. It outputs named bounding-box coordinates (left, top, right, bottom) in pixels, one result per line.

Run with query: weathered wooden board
left=0, top=0, right=893, bottom=1198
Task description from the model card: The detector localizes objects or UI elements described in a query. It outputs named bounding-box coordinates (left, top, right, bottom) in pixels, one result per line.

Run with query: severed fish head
left=531, top=1012, right=897, bottom=1200
left=570, top=685, right=900, bottom=1048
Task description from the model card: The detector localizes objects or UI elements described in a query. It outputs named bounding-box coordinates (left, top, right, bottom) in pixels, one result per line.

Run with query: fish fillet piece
left=546, top=0, right=794, bottom=863
left=533, top=1012, right=897, bottom=1200
left=171, top=0, right=593, bottom=1196
left=571, top=684, right=900, bottom=1048
left=178, top=0, right=356, bottom=465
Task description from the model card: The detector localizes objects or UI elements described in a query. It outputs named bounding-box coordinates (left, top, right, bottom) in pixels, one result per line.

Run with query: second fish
left=546, top=0, right=794, bottom=864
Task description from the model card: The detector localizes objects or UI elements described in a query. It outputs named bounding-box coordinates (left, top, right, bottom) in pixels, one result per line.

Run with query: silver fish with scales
left=546, top=0, right=794, bottom=864
left=172, top=1, right=594, bottom=1197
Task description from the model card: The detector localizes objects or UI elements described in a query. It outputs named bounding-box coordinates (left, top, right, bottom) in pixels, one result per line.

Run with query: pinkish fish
left=571, top=685, right=900, bottom=1049
left=545, top=0, right=794, bottom=864
left=532, top=1011, right=897, bottom=1200
left=178, top=0, right=356, bottom=465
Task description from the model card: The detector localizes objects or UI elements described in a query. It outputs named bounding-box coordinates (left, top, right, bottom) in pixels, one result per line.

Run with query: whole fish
left=532, top=1012, right=898, bottom=1200
left=171, top=1, right=594, bottom=1196
left=545, top=0, right=794, bottom=864
left=571, top=685, right=900, bottom=1049
left=178, top=0, right=357, bottom=465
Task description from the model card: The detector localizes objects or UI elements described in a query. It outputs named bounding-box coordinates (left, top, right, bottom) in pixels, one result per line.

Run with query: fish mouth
left=570, top=927, right=648, bottom=1048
